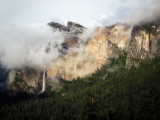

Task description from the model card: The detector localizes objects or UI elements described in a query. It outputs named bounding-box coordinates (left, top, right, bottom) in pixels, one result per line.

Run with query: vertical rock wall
left=126, top=23, right=160, bottom=68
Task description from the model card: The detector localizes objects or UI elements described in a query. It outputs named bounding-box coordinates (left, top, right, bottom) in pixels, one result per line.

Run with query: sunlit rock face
left=126, top=22, right=160, bottom=68
left=107, top=23, right=132, bottom=50
left=47, top=28, right=110, bottom=80
left=47, top=25, right=130, bottom=80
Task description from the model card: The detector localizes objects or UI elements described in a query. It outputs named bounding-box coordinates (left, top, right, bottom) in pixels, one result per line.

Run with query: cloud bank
left=0, top=23, right=66, bottom=69
left=126, top=0, right=160, bottom=26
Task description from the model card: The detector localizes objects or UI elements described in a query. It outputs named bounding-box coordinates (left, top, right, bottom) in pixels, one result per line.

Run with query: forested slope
left=0, top=55, right=160, bottom=120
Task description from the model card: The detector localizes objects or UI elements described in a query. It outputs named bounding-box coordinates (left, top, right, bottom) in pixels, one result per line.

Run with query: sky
left=0, top=0, right=153, bottom=27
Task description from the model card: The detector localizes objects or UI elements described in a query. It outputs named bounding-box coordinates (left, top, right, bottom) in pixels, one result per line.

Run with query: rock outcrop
left=48, top=22, right=69, bottom=32
left=48, top=21, right=86, bottom=36
left=107, top=23, right=132, bottom=50
left=7, top=68, right=41, bottom=93
left=126, top=22, right=160, bottom=68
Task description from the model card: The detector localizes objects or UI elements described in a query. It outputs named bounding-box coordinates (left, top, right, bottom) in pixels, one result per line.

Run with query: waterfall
left=42, top=70, right=46, bottom=92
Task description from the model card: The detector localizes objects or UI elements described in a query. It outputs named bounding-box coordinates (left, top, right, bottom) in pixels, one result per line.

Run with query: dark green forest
left=0, top=55, right=160, bottom=120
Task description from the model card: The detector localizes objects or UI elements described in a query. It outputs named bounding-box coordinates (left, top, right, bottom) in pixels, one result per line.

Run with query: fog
left=0, top=23, right=65, bottom=69
left=126, top=0, right=160, bottom=26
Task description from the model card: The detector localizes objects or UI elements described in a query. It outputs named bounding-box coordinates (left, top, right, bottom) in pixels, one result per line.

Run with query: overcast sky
left=0, top=0, right=154, bottom=27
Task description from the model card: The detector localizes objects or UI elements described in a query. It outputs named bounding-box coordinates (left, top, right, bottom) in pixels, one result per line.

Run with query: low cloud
left=0, top=23, right=66, bottom=70
left=126, top=0, right=160, bottom=26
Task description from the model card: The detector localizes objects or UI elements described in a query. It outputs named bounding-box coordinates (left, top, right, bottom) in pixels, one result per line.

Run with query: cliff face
left=7, top=20, right=160, bottom=93
left=48, top=28, right=110, bottom=80
left=47, top=24, right=130, bottom=81
left=126, top=22, right=160, bottom=68
left=7, top=68, right=42, bottom=93
left=7, top=22, right=130, bottom=93
left=107, top=23, right=131, bottom=50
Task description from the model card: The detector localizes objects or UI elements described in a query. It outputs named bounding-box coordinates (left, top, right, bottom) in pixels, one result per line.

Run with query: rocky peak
left=48, top=22, right=69, bottom=32
left=48, top=21, right=86, bottom=37
left=47, top=21, right=85, bottom=56
left=67, top=21, right=85, bottom=28
left=67, top=21, right=86, bottom=37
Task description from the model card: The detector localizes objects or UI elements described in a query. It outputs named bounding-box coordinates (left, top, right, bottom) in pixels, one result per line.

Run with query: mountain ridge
left=5, top=20, right=160, bottom=93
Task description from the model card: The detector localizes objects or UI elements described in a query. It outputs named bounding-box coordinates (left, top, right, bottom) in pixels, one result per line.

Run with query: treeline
left=0, top=55, right=160, bottom=120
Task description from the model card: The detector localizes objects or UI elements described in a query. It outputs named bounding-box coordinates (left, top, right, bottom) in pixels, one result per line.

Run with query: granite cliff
left=7, top=20, right=160, bottom=93
left=126, top=21, right=160, bottom=68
